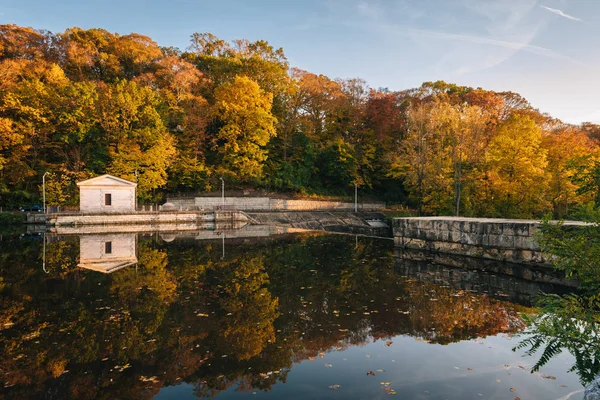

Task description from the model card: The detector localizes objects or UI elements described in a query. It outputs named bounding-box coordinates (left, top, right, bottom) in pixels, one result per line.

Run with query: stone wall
left=165, top=196, right=385, bottom=212
left=49, top=211, right=247, bottom=227
left=393, top=216, right=586, bottom=265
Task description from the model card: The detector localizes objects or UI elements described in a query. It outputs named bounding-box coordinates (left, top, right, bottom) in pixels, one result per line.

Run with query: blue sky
left=2, top=0, right=599, bottom=123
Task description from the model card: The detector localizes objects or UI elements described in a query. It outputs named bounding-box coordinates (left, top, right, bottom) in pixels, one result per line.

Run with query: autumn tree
left=98, top=79, right=176, bottom=199
left=211, top=75, right=276, bottom=181
left=542, top=124, right=595, bottom=217
left=480, top=114, right=548, bottom=218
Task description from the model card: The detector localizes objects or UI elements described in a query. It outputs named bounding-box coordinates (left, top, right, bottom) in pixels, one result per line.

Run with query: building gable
left=77, top=174, right=137, bottom=187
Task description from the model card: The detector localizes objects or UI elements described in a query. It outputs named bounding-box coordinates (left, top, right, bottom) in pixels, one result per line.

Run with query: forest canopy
left=1, top=24, right=599, bottom=218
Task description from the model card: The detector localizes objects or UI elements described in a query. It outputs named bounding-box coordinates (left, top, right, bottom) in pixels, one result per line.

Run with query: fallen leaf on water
left=496, top=379, right=501, bottom=383
left=467, top=368, right=473, bottom=371
left=196, top=313, right=209, bottom=317
left=542, top=375, right=556, bottom=380
left=308, top=357, right=317, bottom=361
left=510, top=388, right=516, bottom=392
left=329, top=384, right=340, bottom=390
left=385, top=341, right=393, bottom=346
left=367, top=370, right=376, bottom=376
left=376, top=369, right=384, bottom=373
left=559, top=385, right=567, bottom=388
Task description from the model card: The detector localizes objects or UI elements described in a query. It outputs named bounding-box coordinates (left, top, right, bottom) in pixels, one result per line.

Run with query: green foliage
left=316, top=139, right=357, bottom=190
left=0, top=212, right=25, bottom=225
left=515, top=217, right=600, bottom=385
left=514, top=294, right=600, bottom=385
left=537, top=218, right=600, bottom=292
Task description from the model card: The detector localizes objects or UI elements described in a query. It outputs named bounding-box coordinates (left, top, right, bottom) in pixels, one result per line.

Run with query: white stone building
left=78, top=233, right=138, bottom=273
left=77, top=174, right=137, bottom=213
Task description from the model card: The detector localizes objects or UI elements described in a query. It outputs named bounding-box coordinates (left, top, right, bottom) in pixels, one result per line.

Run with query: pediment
left=77, top=174, right=137, bottom=187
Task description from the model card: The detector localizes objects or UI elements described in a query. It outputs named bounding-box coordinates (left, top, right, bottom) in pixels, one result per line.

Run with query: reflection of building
left=79, top=233, right=137, bottom=273
left=77, top=174, right=137, bottom=213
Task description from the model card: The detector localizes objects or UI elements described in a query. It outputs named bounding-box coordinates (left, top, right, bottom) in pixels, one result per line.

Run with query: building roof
left=78, top=259, right=138, bottom=274
left=77, top=174, right=137, bottom=187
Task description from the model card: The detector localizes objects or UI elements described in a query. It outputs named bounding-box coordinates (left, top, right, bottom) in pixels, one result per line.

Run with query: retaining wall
left=166, top=197, right=385, bottom=212
left=49, top=211, right=247, bottom=227
left=393, top=217, right=586, bottom=265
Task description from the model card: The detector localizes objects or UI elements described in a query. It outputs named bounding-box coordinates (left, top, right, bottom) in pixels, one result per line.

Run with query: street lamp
left=354, top=182, right=358, bottom=213
left=219, top=177, right=225, bottom=206
left=42, top=172, right=49, bottom=214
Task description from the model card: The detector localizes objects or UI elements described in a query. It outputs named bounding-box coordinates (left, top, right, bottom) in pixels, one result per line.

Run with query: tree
left=542, top=126, right=595, bottom=217
left=480, top=114, right=548, bottom=218
left=391, top=100, right=458, bottom=215
left=98, top=79, right=176, bottom=199
left=292, top=69, right=344, bottom=143
left=211, top=75, right=276, bottom=181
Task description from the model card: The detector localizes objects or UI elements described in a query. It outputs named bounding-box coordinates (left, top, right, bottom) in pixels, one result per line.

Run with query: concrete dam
left=392, top=216, right=586, bottom=266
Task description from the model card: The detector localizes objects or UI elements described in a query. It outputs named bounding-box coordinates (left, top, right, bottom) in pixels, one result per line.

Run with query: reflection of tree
left=44, top=237, right=79, bottom=274
left=212, top=256, right=279, bottom=361
left=111, top=243, right=177, bottom=335
left=0, top=232, right=528, bottom=399
left=402, top=281, right=525, bottom=344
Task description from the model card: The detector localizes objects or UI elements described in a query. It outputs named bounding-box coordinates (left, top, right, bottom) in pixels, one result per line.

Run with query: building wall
left=79, top=233, right=137, bottom=262
left=80, top=186, right=135, bottom=213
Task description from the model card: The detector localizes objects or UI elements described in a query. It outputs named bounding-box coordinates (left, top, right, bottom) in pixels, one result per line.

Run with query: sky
left=1, top=0, right=599, bottom=124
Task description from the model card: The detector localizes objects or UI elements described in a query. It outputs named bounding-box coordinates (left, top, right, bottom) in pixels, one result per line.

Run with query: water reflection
left=0, top=232, right=578, bottom=399
left=395, top=248, right=575, bottom=306
left=79, top=233, right=138, bottom=273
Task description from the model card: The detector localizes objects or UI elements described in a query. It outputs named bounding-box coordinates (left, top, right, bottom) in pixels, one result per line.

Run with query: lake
left=0, top=230, right=584, bottom=399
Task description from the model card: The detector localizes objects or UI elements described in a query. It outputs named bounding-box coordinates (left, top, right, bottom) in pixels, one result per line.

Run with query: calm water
left=0, top=230, right=584, bottom=399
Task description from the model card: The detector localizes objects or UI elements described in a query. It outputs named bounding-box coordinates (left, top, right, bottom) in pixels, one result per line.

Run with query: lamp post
left=42, top=172, right=48, bottom=214
left=354, top=182, right=358, bottom=213
left=219, top=177, right=225, bottom=206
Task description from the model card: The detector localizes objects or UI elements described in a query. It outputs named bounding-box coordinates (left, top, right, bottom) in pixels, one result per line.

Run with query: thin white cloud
left=407, top=28, right=565, bottom=59
left=540, top=5, right=582, bottom=22
left=378, top=25, right=585, bottom=67
left=357, top=2, right=379, bottom=20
